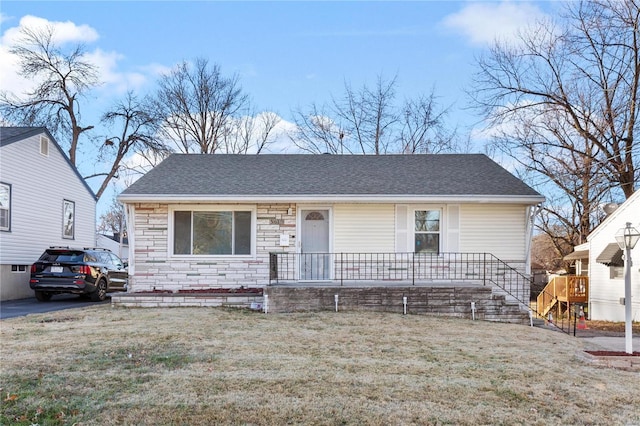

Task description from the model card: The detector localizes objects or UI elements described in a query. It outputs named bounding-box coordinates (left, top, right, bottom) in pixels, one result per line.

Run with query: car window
left=110, top=253, right=123, bottom=267
left=93, top=252, right=110, bottom=264
left=41, top=251, right=85, bottom=262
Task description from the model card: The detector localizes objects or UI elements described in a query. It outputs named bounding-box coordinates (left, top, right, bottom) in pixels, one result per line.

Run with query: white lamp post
left=615, top=222, right=640, bottom=354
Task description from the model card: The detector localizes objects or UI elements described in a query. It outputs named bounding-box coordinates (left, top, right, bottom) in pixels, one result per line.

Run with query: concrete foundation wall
left=0, top=265, right=33, bottom=300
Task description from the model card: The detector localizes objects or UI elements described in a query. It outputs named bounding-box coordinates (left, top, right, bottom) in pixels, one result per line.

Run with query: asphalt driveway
left=0, top=295, right=108, bottom=320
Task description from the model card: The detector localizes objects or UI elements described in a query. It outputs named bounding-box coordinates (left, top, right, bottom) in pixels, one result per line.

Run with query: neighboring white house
left=96, top=233, right=129, bottom=262
left=568, top=191, right=640, bottom=321
left=118, top=154, right=545, bottom=303
left=0, top=127, right=97, bottom=300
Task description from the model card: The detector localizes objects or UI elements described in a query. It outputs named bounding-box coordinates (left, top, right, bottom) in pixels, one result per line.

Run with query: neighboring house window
left=610, top=266, right=624, bottom=279
left=0, top=182, right=10, bottom=231
left=40, top=136, right=49, bottom=156
left=414, top=210, right=440, bottom=253
left=173, top=210, right=253, bottom=255
left=11, top=265, right=27, bottom=273
left=62, top=200, right=75, bottom=239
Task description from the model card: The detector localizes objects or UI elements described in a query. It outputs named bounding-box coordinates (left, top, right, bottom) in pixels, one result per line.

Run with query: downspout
left=123, top=203, right=135, bottom=281
left=524, top=204, right=542, bottom=275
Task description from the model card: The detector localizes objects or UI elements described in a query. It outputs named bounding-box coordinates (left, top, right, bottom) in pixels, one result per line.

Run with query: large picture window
left=173, top=210, right=252, bottom=255
left=414, top=210, right=440, bottom=253
left=0, top=183, right=10, bottom=231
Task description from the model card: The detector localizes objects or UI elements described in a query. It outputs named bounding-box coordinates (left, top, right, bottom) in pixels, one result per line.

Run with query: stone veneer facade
left=129, top=203, right=297, bottom=292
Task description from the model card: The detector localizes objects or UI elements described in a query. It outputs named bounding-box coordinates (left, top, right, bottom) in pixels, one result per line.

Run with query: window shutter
left=447, top=205, right=460, bottom=253
left=395, top=205, right=408, bottom=252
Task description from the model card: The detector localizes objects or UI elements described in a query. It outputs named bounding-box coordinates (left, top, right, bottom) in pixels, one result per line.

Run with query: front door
left=300, top=209, right=330, bottom=280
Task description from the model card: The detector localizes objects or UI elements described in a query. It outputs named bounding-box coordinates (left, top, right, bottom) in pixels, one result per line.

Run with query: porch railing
left=269, top=252, right=533, bottom=310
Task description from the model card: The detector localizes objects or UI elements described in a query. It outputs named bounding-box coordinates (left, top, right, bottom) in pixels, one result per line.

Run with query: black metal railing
left=269, top=251, right=533, bottom=309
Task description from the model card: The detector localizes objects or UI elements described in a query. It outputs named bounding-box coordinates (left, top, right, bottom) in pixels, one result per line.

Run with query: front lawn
left=1, top=306, right=638, bottom=425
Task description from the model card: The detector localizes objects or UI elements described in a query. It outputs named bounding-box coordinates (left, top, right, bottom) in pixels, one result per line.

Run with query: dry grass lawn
left=1, top=306, right=639, bottom=425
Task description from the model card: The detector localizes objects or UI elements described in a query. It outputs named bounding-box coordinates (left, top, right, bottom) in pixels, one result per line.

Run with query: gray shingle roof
left=0, top=127, right=46, bottom=146
left=0, top=127, right=97, bottom=200
left=120, top=154, right=543, bottom=202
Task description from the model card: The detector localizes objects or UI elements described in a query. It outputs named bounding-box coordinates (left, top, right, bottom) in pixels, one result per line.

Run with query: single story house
left=0, top=127, right=97, bottom=300
left=566, top=191, right=640, bottom=321
left=118, top=154, right=544, bottom=305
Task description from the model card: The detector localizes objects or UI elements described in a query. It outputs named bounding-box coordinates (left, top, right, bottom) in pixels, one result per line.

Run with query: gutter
left=118, top=193, right=546, bottom=205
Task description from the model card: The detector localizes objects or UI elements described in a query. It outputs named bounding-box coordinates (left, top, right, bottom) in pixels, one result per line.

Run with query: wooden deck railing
left=536, top=275, right=589, bottom=318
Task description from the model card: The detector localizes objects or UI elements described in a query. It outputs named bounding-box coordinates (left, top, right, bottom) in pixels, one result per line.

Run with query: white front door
left=300, top=209, right=330, bottom=280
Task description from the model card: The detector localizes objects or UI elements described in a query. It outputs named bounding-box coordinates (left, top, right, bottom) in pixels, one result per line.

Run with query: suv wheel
left=91, top=279, right=108, bottom=302
left=35, top=291, right=52, bottom=302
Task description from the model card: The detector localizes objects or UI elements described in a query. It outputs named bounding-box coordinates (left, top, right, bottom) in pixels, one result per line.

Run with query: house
left=118, top=154, right=545, bottom=307
left=565, top=191, right=640, bottom=321
left=96, top=233, right=129, bottom=262
left=0, top=127, right=97, bottom=300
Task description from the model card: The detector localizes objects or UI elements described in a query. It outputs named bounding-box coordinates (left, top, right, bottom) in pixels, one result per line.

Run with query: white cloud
left=1, top=15, right=99, bottom=46
left=0, top=15, right=150, bottom=99
left=84, top=49, right=148, bottom=93
left=442, top=2, right=548, bottom=46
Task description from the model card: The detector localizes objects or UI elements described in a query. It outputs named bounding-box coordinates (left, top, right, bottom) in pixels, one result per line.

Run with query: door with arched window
left=300, top=209, right=330, bottom=280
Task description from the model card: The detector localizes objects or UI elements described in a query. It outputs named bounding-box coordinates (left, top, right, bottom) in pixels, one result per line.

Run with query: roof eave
left=118, top=193, right=545, bottom=205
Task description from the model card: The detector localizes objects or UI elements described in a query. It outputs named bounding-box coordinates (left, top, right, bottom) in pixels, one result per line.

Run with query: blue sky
left=0, top=1, right=558, bottom=213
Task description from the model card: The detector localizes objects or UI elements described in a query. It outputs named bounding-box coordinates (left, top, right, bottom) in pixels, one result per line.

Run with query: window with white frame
left=11, top=265, right=27, bottom=273
left=414, top=210, right=440, bottom=253
left=0, top=183, right=10, bottom=231
left=173, top=209, right=253, bottom=255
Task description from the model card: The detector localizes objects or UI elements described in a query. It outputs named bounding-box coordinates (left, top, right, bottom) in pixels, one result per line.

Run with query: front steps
left=265, top=284, right=530, bottom=324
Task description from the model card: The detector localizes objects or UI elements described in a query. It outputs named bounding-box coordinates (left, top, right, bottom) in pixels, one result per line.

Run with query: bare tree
left=400, top=93, right=456, bottom=154
left=289, top=103, right=349, bottom=154
left=291, top=74, right=454, bottom=155
left=152, top=58, right=251, bottom=154
left=0, top=25, right=97, bottom=165
left=1, top=25, right=169, bottom=200
left=86, top=92, right=170, bottom=199
left=531, top=231, right=573, bottom=272
left=472, top=0, right=639, bottom=199
left=471, top=0, right=640, bottom=254
left=221, top=110, right=281, bottom=154
left=98, top=195, right=126, bottom=236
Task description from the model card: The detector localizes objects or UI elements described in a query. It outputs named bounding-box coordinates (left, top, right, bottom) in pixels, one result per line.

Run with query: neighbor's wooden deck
left=536, top=275, right=589, bottom=318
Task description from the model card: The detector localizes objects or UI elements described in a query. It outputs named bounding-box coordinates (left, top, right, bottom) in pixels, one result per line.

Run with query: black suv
left=30, top=247, right=128, bottom=302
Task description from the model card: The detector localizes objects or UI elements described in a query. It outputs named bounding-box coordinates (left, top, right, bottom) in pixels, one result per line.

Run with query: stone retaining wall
left=264, top=285, right=530, bottom=324
left=111, top=293, right=264, bottom=309
left=111, top=285, right=530, bottom=325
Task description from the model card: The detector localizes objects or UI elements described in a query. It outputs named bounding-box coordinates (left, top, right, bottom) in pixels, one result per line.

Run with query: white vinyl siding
left=333, top=204, right=395, bottom=253
left=459, top=204, right=527, bottom=261
left=0, top=132, right=95, bottom=265
left=586, top=193, right=640, bottom=321
left=589, top=237, right=638, bottom=321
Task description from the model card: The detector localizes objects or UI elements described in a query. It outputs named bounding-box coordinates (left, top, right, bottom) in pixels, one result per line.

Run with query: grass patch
left=1, top=306, right=639, bottom=425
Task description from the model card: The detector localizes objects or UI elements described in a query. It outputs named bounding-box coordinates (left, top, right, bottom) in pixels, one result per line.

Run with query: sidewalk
left=579, top=335, right=640, bottom=352
left=535, top=321, right=640, bottom=352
